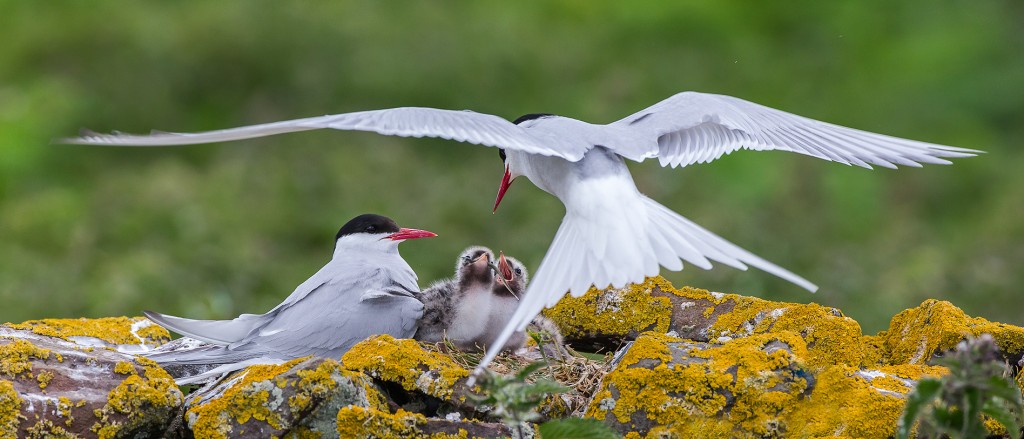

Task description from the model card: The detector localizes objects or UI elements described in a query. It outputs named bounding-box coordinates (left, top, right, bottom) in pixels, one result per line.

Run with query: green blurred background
left=1, top=2, right=1021, bottom=334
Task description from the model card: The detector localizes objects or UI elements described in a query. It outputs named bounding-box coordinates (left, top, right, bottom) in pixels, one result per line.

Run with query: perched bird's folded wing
left=60, top=107, right=589, bottom=160
left=607, top=91, right=981, bottom=167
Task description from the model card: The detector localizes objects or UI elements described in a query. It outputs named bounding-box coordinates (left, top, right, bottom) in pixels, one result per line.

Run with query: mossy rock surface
left=0, top=324, right=182, bottom=438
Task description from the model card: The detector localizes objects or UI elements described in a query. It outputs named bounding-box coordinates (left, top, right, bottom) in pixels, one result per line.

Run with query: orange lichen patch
left=0, top=338, right=53, bottom=378
left=704, top=294, right=874, bottom=368
left=543, top=278, right=675, bottom=338
left=342, top=335, right=468, bottom=399
left=91, top=356, right=184, bottom=439
left=787, top=364, right=946, bottom=438
left=335, top=406, right=425, bottom=439
left=1, top=381, right=22, bottom=439
left=6, top=317, right=170, bottom=347
left=287, top=358, right=385, bottom=416
left=588, top=331, right=810, bottom=437
left=878, top=299, right=1024, bottom=365
left=186, top=358, right=308, bottom=439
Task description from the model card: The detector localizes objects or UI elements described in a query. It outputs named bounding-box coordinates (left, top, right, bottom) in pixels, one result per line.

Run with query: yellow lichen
left=113, top=361, right=135, bottom=375
left=288, top=358, right=384, bottom=417
left=1, top=380, right=23, bottom=439
left=878, top=299, right=1024, bottom=365
left=25, top=419, right=77, bottom=439
left=186, top=357, right=307, bottom=439
left=335, top=406, right=425, bottom=439
left=0, top=339, right=52, bottom=378
left=787, top=364, right=945, bottom=438
left=342, top=335, right=468, bottom=399
left=36, top=370, right=54, bottom=390
left=6, top=317, right=170, bottom=347
left=91, top=357, right=183, bottom=439
left=543, top=278, right=675, bottom=338
left=705, top=294, right=875, bottom=369
left=57, top=396, right=74, bottom=427
left=588, top=331, right=810, bottom=437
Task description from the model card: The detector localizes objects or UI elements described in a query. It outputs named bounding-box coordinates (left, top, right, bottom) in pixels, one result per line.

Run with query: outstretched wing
left=60, top=107, right=590, bottom=160
left=606, top=91, right=980, bottom=167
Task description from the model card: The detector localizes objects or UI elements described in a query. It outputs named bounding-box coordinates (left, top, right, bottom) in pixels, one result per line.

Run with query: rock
left=877, top=298, right=1024, bottom=367
left=4, top=316, right=171, bottom=353
left=184, top=353, right=512, bottom=438
left=586, top=331, right=947, bottom=438
left=0, top=322, right=182, bottom=438
left=340, top=334, right=478, bottom=415
left=546, top=277, right=879, bottom=367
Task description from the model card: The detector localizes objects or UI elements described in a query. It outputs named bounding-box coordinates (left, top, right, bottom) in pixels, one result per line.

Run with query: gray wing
left=606, top=91, right=980, bottom=168
left=60, top=107, right=589, bottom=159
left=230, top=276, right=424, bottom=359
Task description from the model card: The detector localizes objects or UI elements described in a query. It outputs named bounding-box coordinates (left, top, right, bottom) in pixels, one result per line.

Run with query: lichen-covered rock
left=4, top=317, right=170, bottom=353
left=0, top=325, right=182, bottom=438
left=587, top=332, right=947, bottom=438
left=878, top=299, right=1024, bottom=367
left=546, top=277, right=879, bottom=367
left=184, top=354, right=511, bottom=438
left=185, top=357, right=383, bottom=438
left=341, top=334, right=472, bottom=405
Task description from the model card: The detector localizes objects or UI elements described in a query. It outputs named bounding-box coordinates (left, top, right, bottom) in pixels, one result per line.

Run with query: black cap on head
left=336, top=214, right=400, bottom=240
left=512, top=113, right=554, bottom=125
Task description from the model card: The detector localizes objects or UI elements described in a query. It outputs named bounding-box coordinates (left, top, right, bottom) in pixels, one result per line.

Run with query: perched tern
left=144, top=213, right=435, bottom=383
left=63, top=91, right=979, bottom=380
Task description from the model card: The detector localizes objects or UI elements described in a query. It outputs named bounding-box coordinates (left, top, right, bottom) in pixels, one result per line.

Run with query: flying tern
left=63, top=91, right=979, bottom=381
left=144, top=213, right=435, bottom=383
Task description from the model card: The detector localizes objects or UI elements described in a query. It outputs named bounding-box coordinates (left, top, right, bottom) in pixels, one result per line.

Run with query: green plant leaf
left=538, top=418, right=622, bottom=439
left=981, top=399, right=1023, bottom=439
left=898, top=378, right=941, bottom=439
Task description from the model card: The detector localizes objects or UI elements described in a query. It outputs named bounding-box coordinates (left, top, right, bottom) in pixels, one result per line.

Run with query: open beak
left=386, top=228, right=438, bottom=241
left=492, top=166, right=513, bottom=213
left=497, top=252, right=513, bottom=282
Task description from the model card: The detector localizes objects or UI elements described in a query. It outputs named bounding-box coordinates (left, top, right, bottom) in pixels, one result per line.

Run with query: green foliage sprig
left=898, top=334, right=1024, bottom=439
left=471, top=361, right=620, bottom=439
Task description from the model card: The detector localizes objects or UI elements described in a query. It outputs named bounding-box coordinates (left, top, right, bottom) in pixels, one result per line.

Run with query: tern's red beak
left=497, top=252, right=513, bottom=281
left=386, top=228, right=438, bottom=241
left=493, top=166, right=513, bottom=213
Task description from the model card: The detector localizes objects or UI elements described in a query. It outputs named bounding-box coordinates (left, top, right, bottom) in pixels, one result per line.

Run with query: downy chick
left=415, top=246, right=494, bottom=347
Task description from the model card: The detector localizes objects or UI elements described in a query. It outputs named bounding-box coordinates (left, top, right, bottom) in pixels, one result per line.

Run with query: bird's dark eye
left=514, top=267, right=522, bottom=275
left=498, top=148, right=506, bottom=162
left=366, top=225, right=377, bottom=233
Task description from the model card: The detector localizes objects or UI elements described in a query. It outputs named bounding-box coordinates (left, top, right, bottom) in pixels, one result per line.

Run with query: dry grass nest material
left=420, top=340, right=612, bottom=415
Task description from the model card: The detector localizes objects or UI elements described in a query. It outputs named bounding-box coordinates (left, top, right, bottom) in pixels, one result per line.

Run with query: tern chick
left=415, top=246, right=495, bottom=348
left=416, top=247, right=564, bottom=355
left=144, top=214, right=435, bottom=384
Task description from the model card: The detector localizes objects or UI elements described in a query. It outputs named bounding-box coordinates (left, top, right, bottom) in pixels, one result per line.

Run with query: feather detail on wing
left=608, top=91, right=981, bottom=167
left=468, top=195, right=816, bottom=384
left=60, top=107, right=589, bottom=159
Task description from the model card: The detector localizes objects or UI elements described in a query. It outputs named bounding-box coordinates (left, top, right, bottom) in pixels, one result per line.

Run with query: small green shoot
left=897, top=334, right=1024, bottom=439
left=471, top=361, right=620, bottom=438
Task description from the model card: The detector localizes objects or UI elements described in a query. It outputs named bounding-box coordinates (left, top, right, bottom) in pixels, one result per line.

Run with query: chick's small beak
left=386, top=228, right=438, bottom=241
left=492, top=166, right=513, bottom=213
left=471, top=252, right=491, bottom=270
